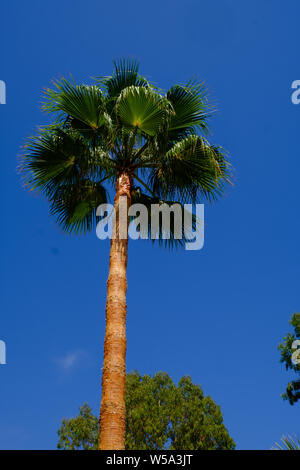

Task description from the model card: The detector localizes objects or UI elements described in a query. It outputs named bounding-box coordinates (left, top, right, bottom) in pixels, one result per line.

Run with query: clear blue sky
left=1, top=0, right=299, bottom=450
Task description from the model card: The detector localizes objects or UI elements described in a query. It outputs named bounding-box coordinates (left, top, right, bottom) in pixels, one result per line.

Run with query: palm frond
left=166, top=80, right=212, bottom=137
left=147, top=135, right=231, bottom=203
left=43, top=79, right=106, bottom=130
left=49, top=180, right=108, bottom=234
left=20, top=127, right=113, bottom=198
left=116, top=86, right=172, bottom=136
left=273, top=435, right=300, bottom=450
left=97, top=59, right=149, bottom=99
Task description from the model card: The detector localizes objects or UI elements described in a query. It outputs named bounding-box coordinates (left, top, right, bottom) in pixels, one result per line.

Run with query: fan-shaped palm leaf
left=21, top=128, right=113, bottom=198
left=97, top=59, right=149, bottom=99
left=43, top=79, right=106, bottom=130
left=167, top=80, right=212, bottom=137
left=116, top=86, right=172, bottom=136
left=50, top=180, right=107, bottom=234
left=146, top=135, right=230, bottom=203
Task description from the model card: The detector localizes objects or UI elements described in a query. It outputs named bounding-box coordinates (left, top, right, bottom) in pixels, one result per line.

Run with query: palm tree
left=20, top=60, right=231, bottom=450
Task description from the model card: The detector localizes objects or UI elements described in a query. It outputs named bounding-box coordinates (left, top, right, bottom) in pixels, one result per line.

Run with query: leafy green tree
left=57, top=372, right=235, bottom=450
left=58, top=403, right=99, bottom=450
left=278, top=313, right=300, bottom=405
left=21, top=60, right=231, bottom=449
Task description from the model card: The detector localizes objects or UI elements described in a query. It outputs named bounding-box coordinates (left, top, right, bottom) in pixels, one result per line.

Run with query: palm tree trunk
left=99, top=172, right=131, bottom=450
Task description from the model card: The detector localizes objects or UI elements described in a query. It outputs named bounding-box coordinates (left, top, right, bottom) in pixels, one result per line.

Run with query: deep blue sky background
left=1, top=0, right=299, bottom=450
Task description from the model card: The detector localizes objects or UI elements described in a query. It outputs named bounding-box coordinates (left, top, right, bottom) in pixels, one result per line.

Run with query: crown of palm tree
left=20, top=59, right=231, bottom=244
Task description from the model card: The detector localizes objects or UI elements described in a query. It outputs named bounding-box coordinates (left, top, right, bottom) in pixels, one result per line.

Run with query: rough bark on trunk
left=99, top=172, right=131, bottom=450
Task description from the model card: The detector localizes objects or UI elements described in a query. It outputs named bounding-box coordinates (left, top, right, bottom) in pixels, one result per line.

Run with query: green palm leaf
left=273, top=435, right=300, bottom=450
left=43, top=79, right=106, bottom=130
left=97, top=59, right=149, bottom=99
left=50, top=180, right=107, bottom=234
left=167, top=80, right=212, bottom=137
left=147, top=135, right=231, bottom=203
left=21, top=128, right=113, bottom=197
left=116, top=86, right=171, bottom=136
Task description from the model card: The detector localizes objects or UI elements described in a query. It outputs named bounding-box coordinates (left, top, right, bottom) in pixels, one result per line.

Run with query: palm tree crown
left=21, top=59, right=231, bottom=243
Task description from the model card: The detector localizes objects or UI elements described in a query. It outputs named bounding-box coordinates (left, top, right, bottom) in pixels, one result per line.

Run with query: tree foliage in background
left=57, top=371, right=235, bottom=450
left=278, top=313, right=300, bottom=405
left=57, top=403, right=99, bottom=450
